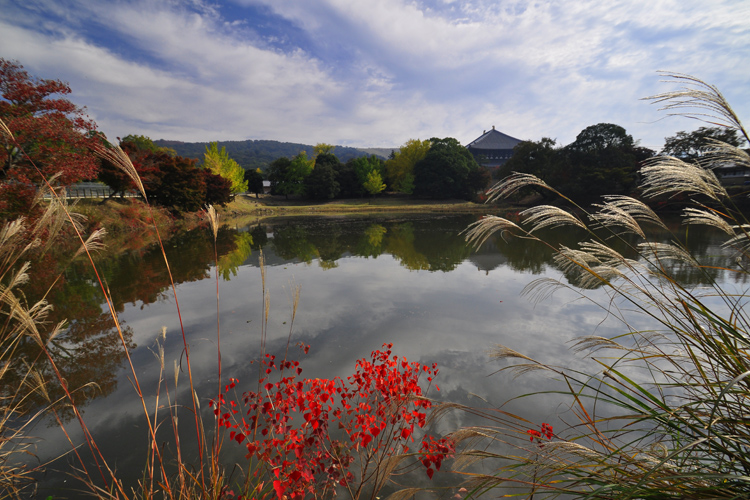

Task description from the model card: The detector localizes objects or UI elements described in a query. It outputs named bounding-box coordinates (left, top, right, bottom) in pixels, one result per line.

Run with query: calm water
left=27, top=212, right=744, bottom=497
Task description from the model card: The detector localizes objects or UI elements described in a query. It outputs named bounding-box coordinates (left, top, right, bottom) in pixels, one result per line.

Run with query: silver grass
left=45, top=320, right=67, bottom=345
left=637, top=242, right=700, bottom=268
left=521, top=277, right=571, bottom=305
left=95, top=144, right=147, bottom=199
left=577, top=265, right=625, bottom=289
left=541, top=441, right=604, bottom=461
left=570, top=336, right=629, bottom=354
left=0, top=118, right=11, bottom=142
left=205, top=205, right=219, bottom=240
left=579, top=241, right=630, bottom=265
left=552, top=245, right=603, bottom=275
left=464, top=216, right=524, bottom=248
left=447, top=427, right=497, bottom=446
left=487, top=345, right=536, bottom=364
left=384, top=488, right=423, bottom=500
left=519, top=205, right=586, bottom=233
left=721, top=230, right=750, bottom=255
left=0, top=219, right=25, bottom=252
left=73, top=227, right=107, bottom=259
left=7, top=261, right=30, bottom=289
left=644, top=72, right=745, bottom=132
left=464, top=473, right=508, bottom=490
left=640, top=156, right=728, bottom=201
left=375, top=454, right=410, bottom=485
left=591, top=195, right=668, bottom=237
left=697, top=139, right=750, bottom=172
left=425, top=401, right=468, bottom=425
left=591, top=203, right=645, bottom=239
left=486, top=172, right=555, bottom=202
left=682, top=208, right=735, bottom=235
left=452, top=452, right=490, bottom=472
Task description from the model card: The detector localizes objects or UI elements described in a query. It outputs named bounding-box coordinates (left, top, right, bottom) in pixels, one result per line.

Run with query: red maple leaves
left=211, top=344, right=453, bottom=499
left=0, top=59, right=102, bottom=217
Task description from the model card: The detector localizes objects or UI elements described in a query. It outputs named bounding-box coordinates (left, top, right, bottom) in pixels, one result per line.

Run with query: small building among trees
left=466, top=126, right=522, bottom=169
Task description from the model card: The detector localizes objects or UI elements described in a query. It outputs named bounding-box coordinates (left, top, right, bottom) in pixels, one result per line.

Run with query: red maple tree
left=0, top=59, right=101, bottom=216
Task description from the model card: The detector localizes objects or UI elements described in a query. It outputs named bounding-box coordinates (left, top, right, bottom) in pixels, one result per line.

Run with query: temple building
left=466, top=126, right=522, bottom=168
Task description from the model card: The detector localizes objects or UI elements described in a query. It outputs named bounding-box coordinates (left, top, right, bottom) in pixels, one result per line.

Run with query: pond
left=26, top=212, right=744, bottom=498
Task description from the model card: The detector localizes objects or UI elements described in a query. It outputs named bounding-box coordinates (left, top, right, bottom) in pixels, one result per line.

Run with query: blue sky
left=2, top=0, right=748, bottom=150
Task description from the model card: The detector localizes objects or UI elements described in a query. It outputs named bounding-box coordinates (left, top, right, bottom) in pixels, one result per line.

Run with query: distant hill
left=359, top=148, right=397, bottom=159
left=154, top=139, right=396, bottom=171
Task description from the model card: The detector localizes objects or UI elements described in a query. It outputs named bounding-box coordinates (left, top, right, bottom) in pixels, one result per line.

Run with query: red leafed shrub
left=211, top=344, right=452, bottom=499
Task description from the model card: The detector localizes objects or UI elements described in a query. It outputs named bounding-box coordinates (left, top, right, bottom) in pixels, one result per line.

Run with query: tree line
left=1, top=57, right=746, bottom=219
left=495, top=123, right=746, bottom=203
left=266, top=138, right=491, bottom=201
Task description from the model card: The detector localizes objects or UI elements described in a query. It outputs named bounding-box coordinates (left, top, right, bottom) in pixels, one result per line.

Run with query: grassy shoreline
left=72, top=193, right=499, bottom=237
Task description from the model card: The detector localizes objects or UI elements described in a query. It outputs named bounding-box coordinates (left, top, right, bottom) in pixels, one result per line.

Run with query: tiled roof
left=467, top=127, right=522, bottom=150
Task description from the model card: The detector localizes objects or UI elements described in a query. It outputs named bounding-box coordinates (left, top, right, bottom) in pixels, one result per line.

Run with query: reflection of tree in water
left=219, top=232, right=254, bottom=280
left=410, top=225, right=472, bottom=272
left=356, top=224, right=386, bottom=257
left=2, top=226, right=249, bottom=423
left=271, top=225, right=318, bottom=264
left=259, top=215, right=739, bottom=286
left=249, top=224, right=268, bottom=249
left=385, top=224, right=430, bottom=271
left=496, top=219, right=738, bottom=288
left=270, top=217, right=472, bottom=272
left=307, top=224, right=348, bottom=269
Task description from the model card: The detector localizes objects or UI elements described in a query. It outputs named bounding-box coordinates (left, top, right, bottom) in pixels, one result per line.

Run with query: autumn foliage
left=98, top=136, right=233, bottom=212
left=212, top=344, right=454, bottom=499
left=0, top=59, right=101, bottom=216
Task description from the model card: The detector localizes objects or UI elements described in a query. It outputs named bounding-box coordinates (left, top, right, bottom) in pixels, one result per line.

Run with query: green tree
left=362, top=170, right=386, bottom=196
left=412, top=137, right=482, bottom=199
left=385, top=139, right=430, bottom=193
left=498, top=138, right=560, bottom=180
left=203, top=142, right=248, bottom=194
left=560, top=123, right=644, bottom=201
left=336, top=160, right=364, bottom=198
left=661, top=126, right=746, bottom=160
left=351, top=155, right=385, bottom=195
left=304, top=159, right=340, bottom=200
left=267, top=157, right=291, bottom=197
left=244, top=167, right=264, bottom=198
left=495, top=138, right=563, bottom=199
left=267, top=152, right=312, bottom=199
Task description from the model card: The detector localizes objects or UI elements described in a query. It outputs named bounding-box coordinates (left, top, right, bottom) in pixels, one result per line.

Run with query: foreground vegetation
left=438, top=73, right=750, bottom=498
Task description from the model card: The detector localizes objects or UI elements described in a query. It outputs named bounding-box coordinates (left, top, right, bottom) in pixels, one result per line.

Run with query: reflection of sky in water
left=30, top=215, right=745, bottom=497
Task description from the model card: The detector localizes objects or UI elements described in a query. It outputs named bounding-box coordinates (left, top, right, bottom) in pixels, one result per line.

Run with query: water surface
left=28, top=212, right=743, bottom=497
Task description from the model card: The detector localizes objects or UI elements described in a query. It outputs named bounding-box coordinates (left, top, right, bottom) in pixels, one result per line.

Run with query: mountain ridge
left=154, top=139, right=398, bottom=171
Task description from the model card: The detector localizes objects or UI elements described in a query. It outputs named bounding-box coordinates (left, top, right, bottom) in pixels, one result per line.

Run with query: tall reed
left=439, top=73, right=750, bottom=499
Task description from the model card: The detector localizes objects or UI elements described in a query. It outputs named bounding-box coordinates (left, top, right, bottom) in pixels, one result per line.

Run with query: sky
left=1, top=0, right=749, bottom=151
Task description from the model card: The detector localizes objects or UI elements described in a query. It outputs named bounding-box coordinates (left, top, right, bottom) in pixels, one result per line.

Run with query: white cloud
left=1, top=0, right=748, bottom=148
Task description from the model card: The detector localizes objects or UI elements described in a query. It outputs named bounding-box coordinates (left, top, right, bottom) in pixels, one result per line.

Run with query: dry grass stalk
left=442, top=74, right=750, bottom=499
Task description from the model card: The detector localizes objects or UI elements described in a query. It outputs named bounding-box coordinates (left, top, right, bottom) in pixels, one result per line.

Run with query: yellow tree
left=363, top=170, right=386, bottom=196
left=385, top=139, right=430, bottom=193
left=203, top=142, right=248, bottom=193
left=313, top=143, right=335, bottom=158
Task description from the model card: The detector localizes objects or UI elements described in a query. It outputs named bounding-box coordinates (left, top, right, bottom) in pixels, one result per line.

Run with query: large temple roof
left=467, top=126, right=521, bottom=150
